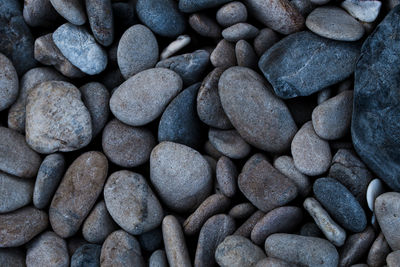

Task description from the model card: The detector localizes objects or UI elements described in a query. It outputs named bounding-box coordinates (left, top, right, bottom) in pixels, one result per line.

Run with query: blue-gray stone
left=156, top=50, right=210, bottom=85
left=85, top=0, right=114, bottom=46
left=259, top=31, right=360, bottom=99
left=0, top=0, right=36, bottom=75
left=179, top=0, right=233, bottom=13
left=351, top=6, right=400, bottom=192
left=71, top=244, right=101, bottom=267
left=313, top=177, right=367, bottom=233
left=138, top=227, right=163, bottom=252
left=136, top=0, right=186, bottom=37
left=158, top=83, right=204, bottom=148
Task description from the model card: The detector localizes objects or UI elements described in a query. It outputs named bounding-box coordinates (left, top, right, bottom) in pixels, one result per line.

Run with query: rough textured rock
left=49, top=0, right=86, bottom=25
left=0, top=53, right=18, bottom=111
left=235, top=40, right=258, bottom=69
left=208, top=129, right=251, bottom=159
left=341, top=0, right=381, bottom=23
left=216, top=1, right=248, bottom=27
left=375, top=192, right=400, bottom=250
left=85, top=0, right=114, bottom=46
left=229, top=203, right=256, bottom=219
left=179, top=0, right=232, bottom=12
left=0, top=172, right=33, bottom=213
left=71, top=244, right=101, bottom=267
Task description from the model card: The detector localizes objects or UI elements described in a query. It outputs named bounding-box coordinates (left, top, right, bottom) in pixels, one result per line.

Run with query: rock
left=367, top=179, right=385, bottom=212
left=0, top=127, right=41, bottom=178
left=138, top=228, right=163, bottom=252
left=183, top=194, right=231, bottom=235
left=71, top=244, right=101, bottom=267
left=216, top=156, right=237, bottom=197
left=23, top=0, right=60, bottom=27
left=273, top=156, right=311, bottom=197
left=197, top=68, right=232, bottom=129
left=117, top=24, right=158, bottom=79
left=104, top=170, right=163, bottom=235
left=222, top=23, right=259, bottom=42
left=161, top=35, right=191, bottom=59
left=100, top=230, right=145, bottom=267
left=150, top=141, right=212, bottom=212
left=306, top=6, right=364, bottom=41
left=26, top=231, right=69, bottom=267
left=137, top=0, right=185, bottom=37
left=67, top=237, right=88, bottom=256
left=329, top=149, right=373, bottom=206
left=82, top=201, right=117, bottom=244
left=0, top=248, right=26, bottom=267
left=204, top=140, right=224, bottom=159
left=300, top=222, right=323, bottom=238
left=235, top=40, right=258, bottom=69
left=234, top=210, right=265, bottom=237
left=243, top=0, right=304, bottom=34
left=367, top=232, right=391, bottom=267
left=49, top=0, right=86, bottom=25
left=341, top=0, right=381, bottom=23
left=314, top=177, right=367, bottom=232
left=265, top=234, right=339, bottom=267
left=26, top=81, right=92, bottom=153
left=238, top=154, right=298, bottom=212
left=219, top=67, right=297, bottom=153
left=162, top=215, right=192, bottom=267
left=351, top=6, right=400, bottom=191
left=194, top=215, right=236, bottom=267
left=210, top=39, right=236, bottom=68
left=49, top=151, right=108, bottom=238
left=34, top=34, right=84, bottom=78
left=189, top=13, right=221, bottom=38
left=53, top=23, right=107, bottom=75
left=303, top=197, right=346, bottom=246
left=0, top=172, right=33, bottom=213
left=312, top=90, right=353, bottom=140
left=110, top=68, right=182, bottom=126
left=375, top=192, right=400, bottom=250
left=253, top=28, right=279, bottom=57
left=149, top=250, right=168, bottom=267
left=339, top=227, right=375, bottom=267
left=291, top=0, right=314, bottom=16
left=216, top=1, right=248, bottom=27
left=291, top=121, right=331, bottom=176
left=179, top=0, right=232, bottom=12
left=0, top=0, right=36, bottom=75
left=102, top=119, right=155, bottom=167
left=215, top=235, right=266, bottom=267
left=85, top=0, right=114, bottom=46
left=156, top=50, right=209, bottom=85
left=259, top=31, right=360, bottom=99
left=255, top=257, right=294, bottom=267
left=0, top=207, right=48, bottom=247
left=387, top=250, right=400, bottom=267
left=0, top=54, right=18, bottom=111
left=229, top=203, right=256, bottom=219
left=208, top=129, right=251, bottom=159
left=251, top=206, right=303, bottom=245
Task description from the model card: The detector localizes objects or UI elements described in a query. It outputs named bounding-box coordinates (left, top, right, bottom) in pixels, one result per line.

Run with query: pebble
left=235, top=40, right=258, bottom=69
left=229, top=203, right=256, bottom=219
left=0, top=248, right=26, bottom=267
left=251, top=206, right=303, bottom=245
left=222, top=23, right=259, bottom=42
left=189, top=13, right=221, bottom=38
left=156, top=50, right=210, bottom=85
left=208, top=129, right=251, bottom=159
left=238, top=154, right=298, bottom=212
left=194, top=214, right=236, bottom=267
left=149, top=250, right=168, bottom=267
left=23, top=0, right=59, bottom=28
left=49, top=151, right=108, bottom=238
left=161, top=35, right=191, bottom=59
left=340, top=227, right=376, bottom=267
left=34, top=34, right=84, bottom=78
left=26, top=81, right=92, bottom=153
left=100, top=230, right=145, bottom=267
left=204, top=140, right=224, bottom=159
left=253, top=28, right=279, bottom=57
left=104, top=170, right=163, bottom=235
left=243, top=0, right=304, bottom=34
left=117, top=24, right=159, bottom=79
left=0, top=206, right=48, bottom=247
left=26, top=231, right=69, bottom=267
left=314, top=177, right=367, bottom=232
left=255, top=257, right=294, bottom=267
left=375, top=192, right=400, bottom=250
left=215, top=235, right=266, bottom=267
left=162, top=215, right=192, bottom=267
left=183, top=194, right=231, bottom=235
left=216, top=2, right=248, bottom=27
left=366, top=179, right=385, bottom=211
left=179, top=0, right=232, bottom=12
left=138, top=227, right=163, bottom=252
left=219, top=67, right=297, bottom=153
left=351, top=6, right=400, bottom=191
left=110, top=68, right=182, bottom=126
left=387, top=250, right=400, bottom=267
left=259, top=31, right=360, bottom=98
left=273, top=156, right=311, bottom=197
left=102, top=119, right=155, bottom=167
left=303, top=197, right=346, bottom=246
left=234, top=210, right=265, bottom=237
left=210, top=39, right=236, bottom=68
left=291, top=0, right=315, bottom=16
left=49, top=0, right=86, bottom=25
left=0, top=54, right=18, bottom=111
left=0, top=127, right=41, bottom=178
left=71, top=244, right=101, bottom=267
left=300, top=222, right=323, bottom=237
left=85, top=0, right=114, bottom=46
left=265, top=234, right=339, bottom=267
left=82, top=201, right=117, bottom=244
left=150, top=141, right=212, bottom=212
left=53, top=23, right=107, bottom=75
left=342, top=0, right=381, bottom=23
left=216, top=156, right=237, bottom=197
left=137, top=0, right=185, bottom=37
left=197, top=68, right=232, bottom=129
left=0, top=172, right=33, bottom=213
left=367, top=232, right=391, bottom=267
left=312, top=90, right=353, bottom=140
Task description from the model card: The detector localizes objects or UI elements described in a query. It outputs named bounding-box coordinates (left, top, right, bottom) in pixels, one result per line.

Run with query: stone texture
left=222, top=23, right=259, bottom=42
left=85, top=0, right=114, bottom=46
left=0, top=172, right=33, bottom=213
left=375, top=192, right=400, bottom=250
left=189, top=13, right=221, bottom=38
left=341, top=0, right=381, bottom=23
left=339, top=227, right=375, bottom=267
left=179, top=0, right=232, bottom=12
left=367, top=178, right=385, bottom=211
left=149, top=250, right=168, bottom=267
left=253, top=28, right=279, bottom=57
left=23, top=0, right=60, bottom=27
left=387, top=250, right=400, bottom=267
left=208, top=129, right=251, bottom=159
left=367, top=232, right=391, bottom=267
left=216, top=156, right=237, bottom=197
left=255, top=257, right=294, bottom=267
left=235, top=40, right=258, bottom=69
left=210, top=40, right=236, bottom=68
left=216, top=1, right=247, bottom=27
left=50, top=0, right=86, bottom=25
left=0, top=248, right=26, bottom=267
left=71, top=244, right=101, bottom=267
left=229, top=203, right=256, bottom=219
left=0, top=53, right=18, bottom=111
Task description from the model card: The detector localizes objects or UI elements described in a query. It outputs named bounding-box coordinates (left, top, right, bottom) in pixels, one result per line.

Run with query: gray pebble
left=23, top=0, right=60, bottom=27
left=85, top=0, right=114, bottom=46
left=367, top=232, right=391, bottom=267
left=210, top=39, right=236, bottom=68
left=149, top=250, right=168, bottom=267
left=161, top=35, right=191, bottom=60
left=209, top=128, right=251, bottom=159
left=234, top=210, right=265, bottom=237
left=222, top=23, right=259, bottom=42
left=291, top=0, right=314, bottom=16
left=204, top=140, right=224, bottom=159
left=216, top=1, right=248, bottom=27
left=0, top=53, right=18, bottom=111
left=341, top=0, right=382, bottom=23
left=71, top=244, right=101, bottom=267
left=0, top=172, right=33, bottom=213
left=138, top=227, right=163, bottom=252
left=255, top=257, right=295, bottom=267
left=49, top=0, right=86, bottom=25
left=179, top=0, right=233, bottom=13
left=235, top=40, right=258, bottom=69
left=189, top=13, right=221, bottom=38
left=0, top=248, right=26, bottom=267
left=339, top=227, right=375, bottom=267
left=387, top=250, right=400, bottom=267
left=216, top=156, right=237, bottom=197
left=229, top=203, right=256, bottom=219
left=375, top=192, right=400, bottom=250
left=253, top=28, right=279, bottom=57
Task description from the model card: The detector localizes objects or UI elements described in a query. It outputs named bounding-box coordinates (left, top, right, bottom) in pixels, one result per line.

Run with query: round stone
left=228, top=203, right=256, bottom=219
left=85, top=0, right=114, bottom=46
left=234, top=210, right=266, bottom=237
left=209, top=129, right=251, bottom=159
left=210, top=39, right=236, bottom=68
left=49, top=0, right=86, bottom=25
left=216, top=1, right=248, bottom=27
left=71, top=244, right=101, bottom=267
left=367, top=232, right=391, bottom=267
left=222, top=23, right=259, bottom=42
left=0, top=172, right=33, bottom=213
left=253, top=28, right=279, bottom=57
left=366, top=178, right=385, bottom=211
left=375, top=192, right=400, bottom=250
left=216, top=156, right=237, bottom=197
left=0, top=53, right=18, bottom=111
left=235, top=40, right=258, bottom=69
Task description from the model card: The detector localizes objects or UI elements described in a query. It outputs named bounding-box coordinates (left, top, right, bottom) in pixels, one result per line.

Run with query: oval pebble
left=216, top=156, right=237, bottom=197
left=367, top=178, right=385, bottom=211
left=375, top=192, right=400, bottom=250
left=71, top=244, right=101, bottom=267
left=23, top=0, right=60, bottom=27
left=85, top=0, right=114, bottom=46
left=0, top=53, right=18, bottom=111
left=0, top=172, right=33, bottom=213
left=149, top=250, right=168, bottom=267
left=253, top=28, right=279, bottom=57
left=339, top=227, right=375, bottom=267
left=367, top=232, right=391, bottom=267
left=209, top=129, right=251, bottom=159
left=228, top=203, right=256, bottom=219
left=234, top=210, right=265, bottom=237
left=222, top=23, right=259, bottom=42
left=0, top=248, right=26, bottom=267
left=216, top=1, right=248, bottom=27
left=210, top=39, right=236, bottom=68
left=235, top=40, right=258, bottom=69
left=161, top=35, right=191, bottom=60
left=49, top=0, right=86, bottom=25
left=341, top=0, right=382, bottom=23
left=189, top=13, right=221, bottom=38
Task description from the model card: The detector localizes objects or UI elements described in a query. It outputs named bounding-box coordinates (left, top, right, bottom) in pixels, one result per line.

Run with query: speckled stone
left=234, top=210, right=265, bottom=237
left=50, top=0, right=86, bottom=25
left=253, top=28, right=279, bottom=57
left=222, top=23, right=259, bottom=42
left=0, top=54, right=18, bottom=111
left=339, top=227, right=375, bottom=267
left=235, top=40, right=258, bottom=69
left=189, top=13, right=221, bottom=38
left=367, top=232, right=391, bottom=267
left=375, top=192, right=400, bottom=250
left=104, top=170, right=163, bottom=235
left=229, top=203, right=256, bottom=219
left=85, top=0, right=114, bottom=46
left=23, top=0, right=60, bottom=27
left=204, top=140, right=224, bottom=159
left=71, top=244, right=101, bottom=267
left=179, top=0, right=232, bottom=12
left=49, top=152, right=108, bottom=238
left=0, top=248, right=26, bottom=267
left=216, top=156, right=237, bottom=197
left=209, top=129, right=251, bottom=159
left=210, top=40, right=236, bottom=68
left=0, top=172, right=33, bottom=213
left=216, top=2, right=247, bottom=27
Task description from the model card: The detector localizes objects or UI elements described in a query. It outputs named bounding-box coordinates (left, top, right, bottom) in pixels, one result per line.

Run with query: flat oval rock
left=189, top=13, right=221, bottom=39
left=259, top=31, right=360, bottom=99
left=222, top=22, right=259, bottom=42
left=375, top=192, right=400, bottom=250
left=71, top=244, right=101, bottom=267
left=0, top=172, right=33, bottom=213
left=216, top=156, right=237, bottom=197
left=219, top=66, right=297, bottom=153
left=208, top=128, right=251, bottom=159
left=0, top=53, right=18, bottom=111
left=50, top=0, right=86, bottom=25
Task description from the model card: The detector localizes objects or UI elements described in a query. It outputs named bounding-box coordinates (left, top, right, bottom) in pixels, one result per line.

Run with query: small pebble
left=229, top=203, right=256, bottom=219
left=291, top=0, right=315, bottom=16
left=208, top=128, right=251, bottom=159
left=339, top=227, right=375, bottom=267
left=253, top=28, right=279, bottom=57
left=0, top=53, right=18, bottom=111
left=149, top=250, right=168, bottom=267
left=216, top=156, right=237, bottom=197
left=210, top=39, right=236, bottom=68
left=85, top=0, right=114, bottom=46
left=161, top=35, right=191, bottom=59
left=367, top=178, right=385, bottom=211
left=216, top=2, right=248, bottom=27
left=189, top=13, right=221, bottom=38
left=204, top=140, right=224, bottom=159
left=49, top=0, right=86, bottom=25
left=235, top=40, right=258, bottom=69
left=0, top=172, right=34, bottom=213
left=375, top=192, right=400, bottom=250
left=341, top=0, right=381, bottom=22
left=367, top=232, right=391, bottom=267
left=71, top=244, right=101, bottom=267
left=222, top=23, right=259, bottom=42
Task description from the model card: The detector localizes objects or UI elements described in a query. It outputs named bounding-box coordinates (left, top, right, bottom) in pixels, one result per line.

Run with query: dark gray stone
left=0, top=172, right=33, bottom=213
left=71, top=244, right=101, bottom=267
left=0, top=248, right=26, bottom=267
left=179, top=0, right=233, bottom=12
left=216, top=1, right=248, bottom=27
left=23, top=0, right=60, bottom=27
left=49, top=0, right=86, bottom=25
left=189, top=13, right=221, bottom=38
left=339, top=227, right=375, bottom=267
left=138, top=227, right=163, bottom=252
left=85, top=0, right=114, bottom=46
